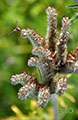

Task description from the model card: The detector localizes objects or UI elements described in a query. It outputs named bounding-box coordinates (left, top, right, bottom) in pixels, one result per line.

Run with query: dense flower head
left=10, top=6, right=78, bottom=108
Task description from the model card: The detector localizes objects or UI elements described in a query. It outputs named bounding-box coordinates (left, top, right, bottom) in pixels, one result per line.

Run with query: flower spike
left=10, top=6, right=78, bottom=108
left=45, top=6, right=58, bottom=51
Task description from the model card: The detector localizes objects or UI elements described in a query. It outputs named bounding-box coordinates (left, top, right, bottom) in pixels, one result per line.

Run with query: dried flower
left=10, top=6, right=78, bottom=108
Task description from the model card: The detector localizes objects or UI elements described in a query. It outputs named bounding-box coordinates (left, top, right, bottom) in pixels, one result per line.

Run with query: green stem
left=51, top=94, right=58, bottom=120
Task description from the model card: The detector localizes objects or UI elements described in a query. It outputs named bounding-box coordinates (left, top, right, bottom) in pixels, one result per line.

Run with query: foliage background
left=0, top=0, right=78, bottom=120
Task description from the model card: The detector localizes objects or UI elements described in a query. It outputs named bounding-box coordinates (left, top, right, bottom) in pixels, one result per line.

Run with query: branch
left=56, top=76, right=67, bottom=96
left=10, top=72, right=34, bottom=85
left=55, top=17, right=70, bottom=65
left=28, top=57, right=43, bottom=82
left=18, top=78, right=38, bottom=100
left=28, top=56, right=55, bottom=83
left=20, top=28, right=45, bottom=47
left=38, top=85, right=50, bottom=108
left=66, top=47, right=78, bottom=73
left=32, top=46, right=53, bottom=60
left=45, top=6, right=58, bottom=51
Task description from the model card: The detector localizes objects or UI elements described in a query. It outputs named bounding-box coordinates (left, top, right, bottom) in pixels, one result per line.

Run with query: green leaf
left=67, top=4, right=78, bottom=9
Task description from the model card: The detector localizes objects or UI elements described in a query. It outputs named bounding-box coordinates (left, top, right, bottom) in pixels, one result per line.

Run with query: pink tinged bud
left=38, top=86, right=50, bottom=108
left=28, top=57, right=40, bottom=67
left=20, top=28, right=45, bottom=47
left=32, top=46, right=52, bottom=60
left=56, top=77, right=67, bottom=96
left=18, top=79, right=38, bottom=101
left=10, top=72, right=32, bottom=85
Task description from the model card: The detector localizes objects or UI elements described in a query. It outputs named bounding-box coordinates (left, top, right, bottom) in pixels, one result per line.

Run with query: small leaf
left=67, top=84, right=74, bottom=89
left=66, top=74, right=71, bottom=78
left=67, top=4, right=78, bottom=9
left=11, top=105, right=27, bottom=119
left=64, top=93, right=76, bottom=103
left=58, top=97, right=67, bottom=108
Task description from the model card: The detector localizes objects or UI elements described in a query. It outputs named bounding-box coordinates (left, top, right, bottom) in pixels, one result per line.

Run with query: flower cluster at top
left=10, top=6, right=78, bottom=108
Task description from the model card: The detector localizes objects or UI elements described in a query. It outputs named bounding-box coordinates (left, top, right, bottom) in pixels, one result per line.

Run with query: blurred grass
left=0, top=0, right=78, bottom=120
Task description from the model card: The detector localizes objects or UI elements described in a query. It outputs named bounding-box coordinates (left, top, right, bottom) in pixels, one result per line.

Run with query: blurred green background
left=0, top=0, right=78, bottom=120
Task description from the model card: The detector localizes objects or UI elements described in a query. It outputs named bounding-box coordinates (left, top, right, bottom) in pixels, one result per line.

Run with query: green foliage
left=67, top=4, right=78, bottom=23
left=0, top=0, right=78, bottom=120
